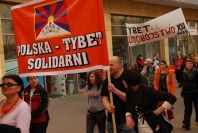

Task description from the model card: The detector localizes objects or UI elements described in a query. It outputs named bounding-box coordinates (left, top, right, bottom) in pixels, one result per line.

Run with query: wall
left=0, top=0, right=30, bottom=99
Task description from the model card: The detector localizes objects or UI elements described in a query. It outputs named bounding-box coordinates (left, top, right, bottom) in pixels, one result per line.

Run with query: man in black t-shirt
left=101, top=56, right=135, bottom=133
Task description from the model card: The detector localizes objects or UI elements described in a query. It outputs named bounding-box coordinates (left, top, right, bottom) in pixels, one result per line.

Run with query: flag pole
left=129, top=47, right=135, bottom=68
left=107, top=70, right=117, bottom=133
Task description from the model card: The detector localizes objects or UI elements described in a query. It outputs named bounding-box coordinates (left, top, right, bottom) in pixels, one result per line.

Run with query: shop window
left=111, top=15, right=126, bottom=25
left=0, top=4, right=16, bottom=60
left=112, top=36, right=129, bottom=69
left=112, top=26, right=127, bottom=35
left=126, top=16, right=137, bottom=23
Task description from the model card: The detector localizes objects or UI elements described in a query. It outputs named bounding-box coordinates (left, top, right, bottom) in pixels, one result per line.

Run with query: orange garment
left=174, top=59, right=183, bottom=70
left=154, top=68, right=175, bottom=95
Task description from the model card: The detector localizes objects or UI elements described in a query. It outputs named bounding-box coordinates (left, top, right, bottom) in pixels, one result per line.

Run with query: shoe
left=182, top=125, right=190, bottom=130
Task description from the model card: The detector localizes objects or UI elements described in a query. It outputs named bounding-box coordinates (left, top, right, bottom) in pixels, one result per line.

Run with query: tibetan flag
left=35, top=0, right=71, bottom=39
left=11, top=0, right=109, bottom=77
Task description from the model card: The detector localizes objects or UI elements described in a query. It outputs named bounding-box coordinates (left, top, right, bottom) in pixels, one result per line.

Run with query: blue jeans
left=107, top=121, right=136, bottom=133
left=86, top=110, right=106, bottom=133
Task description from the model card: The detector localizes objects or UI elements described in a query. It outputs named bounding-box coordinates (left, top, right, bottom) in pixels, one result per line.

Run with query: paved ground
left=47, top=87, right=198, bottom=133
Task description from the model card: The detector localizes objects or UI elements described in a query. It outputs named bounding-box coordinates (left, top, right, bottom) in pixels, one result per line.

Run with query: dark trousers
left=175, top=70, right=182, bottom=83
left=183, top=92, right=198, bottom=126
left=30, top=121, right=49, bottom=133
left=86, top=110, right=106, bottom=133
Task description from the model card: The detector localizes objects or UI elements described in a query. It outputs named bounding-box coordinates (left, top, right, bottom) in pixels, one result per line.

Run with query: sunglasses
left=0, top=83, right=19, bottom=87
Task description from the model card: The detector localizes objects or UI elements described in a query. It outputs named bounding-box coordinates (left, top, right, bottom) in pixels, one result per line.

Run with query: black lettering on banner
left=176, top=22, right=188, bottom=35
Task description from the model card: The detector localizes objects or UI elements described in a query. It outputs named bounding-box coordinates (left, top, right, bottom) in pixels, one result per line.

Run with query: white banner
left=126, top=8, right=188, bottom=47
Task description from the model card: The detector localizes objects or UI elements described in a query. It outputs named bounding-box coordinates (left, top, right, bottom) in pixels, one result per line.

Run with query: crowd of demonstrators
left=101, top=56, right=135, bottom=133
left=86, top=70, right=106, bottom=133
left=123, top=69, right=177, bottom=133
left=180, top=58, right=198, bottom=130
left=174, top=54, right=183, bottom=87
left=0, top=74, right=31, bottom=133
left=24, top=76, right=50, bottom=133
left=153, top=60, right=175, bottom=122
left=136, top=55, right=144, bottom=73
left=141, top=58, right=159, bottom=87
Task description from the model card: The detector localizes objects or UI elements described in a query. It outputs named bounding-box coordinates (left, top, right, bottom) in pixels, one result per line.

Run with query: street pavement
left=47, top=86, right=198, bottom=133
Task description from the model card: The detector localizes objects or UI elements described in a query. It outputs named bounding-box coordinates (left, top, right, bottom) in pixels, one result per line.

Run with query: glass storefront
left=111, top=15, right=160, bottom=69
left=0, top=4, right=16, bottom=60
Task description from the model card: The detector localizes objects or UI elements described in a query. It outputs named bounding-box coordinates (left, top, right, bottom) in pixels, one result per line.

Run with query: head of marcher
left=159, top=60, right=168, bottom=70
left=27, top=76, right=39, bottom=89
left=144, top=58, right=153, bottom=67
left=1, top=74, right=24, bottom=99
left=87, top=70, right=103, bottom=90
left=109, top=56, right=122, bottom=78
left=185, top=58, right=194, bottom=70
left=122, top=69, right=141, bottom=91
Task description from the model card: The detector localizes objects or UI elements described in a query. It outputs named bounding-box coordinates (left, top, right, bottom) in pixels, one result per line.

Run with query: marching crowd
left=86, top=53, right=198, bottom=133
left=0, top=53, right=198, bottom=133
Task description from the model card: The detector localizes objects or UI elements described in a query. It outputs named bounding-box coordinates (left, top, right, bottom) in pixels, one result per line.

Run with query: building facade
left=103, top=0, right=198, bottom=69
left=1, top=0, right=198, bottom=98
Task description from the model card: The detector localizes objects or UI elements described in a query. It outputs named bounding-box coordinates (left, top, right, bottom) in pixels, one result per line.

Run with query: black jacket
left=181, top=68, right=198, bottom=93
left=126, top=84, right=176, bottom=132
left=0, top=124, right=20, bottom=133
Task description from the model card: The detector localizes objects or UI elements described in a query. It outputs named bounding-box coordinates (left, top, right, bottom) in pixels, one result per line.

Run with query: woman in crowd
left=123, top=69, right=176, bottom=133
left=181, top=58, right=198, bottom=130
left=0, top=74, right=31, bottom=133
left=86, top=70, right=106, bottom=133
left=154, top=60, right=175, bottom=122
left=24, top=76, right=50, bottom=133
left=136, top=54, right=144, bottom=73
left=174, top=54, right=183, bottom=87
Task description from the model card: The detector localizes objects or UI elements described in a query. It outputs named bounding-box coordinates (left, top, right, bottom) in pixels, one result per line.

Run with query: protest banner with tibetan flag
left=126, top=8, right=188, bottom=47
left=11, top=0, right=109, bottom=77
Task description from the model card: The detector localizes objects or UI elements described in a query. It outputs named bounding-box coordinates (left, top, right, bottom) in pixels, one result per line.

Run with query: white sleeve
left=16, top=102, right=31, bottom=133
left=162, top=101, right=172, bottom=110
left=141, top=66, right=147, bottom=75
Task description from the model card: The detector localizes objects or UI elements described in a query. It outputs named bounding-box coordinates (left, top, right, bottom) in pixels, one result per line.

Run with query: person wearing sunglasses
left=0, top=74, right=31, bottom=133
left=24, top=76, right=49, bottom=133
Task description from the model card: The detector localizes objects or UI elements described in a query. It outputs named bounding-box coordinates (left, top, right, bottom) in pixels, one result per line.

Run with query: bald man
left=101, top=56, right=135, bottom=133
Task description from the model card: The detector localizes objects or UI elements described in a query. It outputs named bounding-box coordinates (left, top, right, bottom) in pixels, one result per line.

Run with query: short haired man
left=101, top=56, right=135, bottom=133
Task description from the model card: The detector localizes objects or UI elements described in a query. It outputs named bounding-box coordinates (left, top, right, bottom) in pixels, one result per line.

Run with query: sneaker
left=182, top=125, right=190, bottom=130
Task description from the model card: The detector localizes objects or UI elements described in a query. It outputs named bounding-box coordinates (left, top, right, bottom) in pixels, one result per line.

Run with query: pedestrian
left=181, top=58, right=198, bottom=130
left=86, top=70, right=106, bottom=133
left=101, top=56, right=135, bottom=133
left=136, top=55, right=144, bottom=73
left=153, top=52, right=159, bottom=66
left=0, top=74, right=31, bottom=133
left=174, top=54, right=183, bottom=87
left=141, top=58, right=159, bottom=87
left=123, top=69, right=176, bottom=133
left=24, top=76, right=50, bottom=133
left=153, top=60, right=175, bottom=122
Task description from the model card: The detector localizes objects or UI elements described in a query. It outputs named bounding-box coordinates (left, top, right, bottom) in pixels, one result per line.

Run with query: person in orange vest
left=153, top=60, right=175, bottom=122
